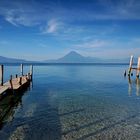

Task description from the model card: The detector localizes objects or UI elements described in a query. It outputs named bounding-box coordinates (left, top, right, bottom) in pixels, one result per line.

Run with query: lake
left=0, top=64, right=140, bottom=140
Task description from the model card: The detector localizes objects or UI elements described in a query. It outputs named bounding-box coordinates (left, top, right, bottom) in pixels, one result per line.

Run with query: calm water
left=0, top=64, right=140, bottom=140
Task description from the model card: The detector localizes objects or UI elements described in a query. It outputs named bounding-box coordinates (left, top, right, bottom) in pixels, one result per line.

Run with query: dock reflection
left=0, top=84, right=30, bottom=130
left=128, top=76, right=132, bottom=96
left=127, top=77, right=140, bottom=96
left=136, top=78, right=140, bottom=96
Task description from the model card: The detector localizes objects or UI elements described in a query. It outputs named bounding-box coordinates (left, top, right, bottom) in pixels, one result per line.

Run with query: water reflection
left=127, top=77, right=140, bottom=96
left=0, top=85, right=30, bottom=130
left=136, top=78, right=140, bottom=96
left=128, top=76, right=132, bottom=96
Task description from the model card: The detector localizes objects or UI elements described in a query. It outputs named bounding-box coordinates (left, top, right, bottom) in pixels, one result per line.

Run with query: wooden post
left=0, top=65, right=4, bottom=86
left=16, top=74, right=18, bottom=78
left=28, top=72, right=30, bottom=80
left=128, top=55, right=133, bottom=76
left=30, top=65, right=33, bottom=81
left=25, top=75, right=28, bottom=81
left=136, top=57, right=140, bottom=78
left=21, top=64, right=23, bottom=76
left=19, top=77, right=22, bottom=85
left=9, top=75, right=13, bottom=89
left=9, top=79, right=13, bottom=89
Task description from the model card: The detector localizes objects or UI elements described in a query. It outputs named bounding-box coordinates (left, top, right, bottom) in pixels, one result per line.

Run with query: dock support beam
left=0, top=65, right=4, bottom=86
left=136, top=57, right=140, bottom=78
left=9, top=75, right=13, bottom=89
left=128, top=55, right=133, bottom=76
left=21, top=64, right=23, bottom=76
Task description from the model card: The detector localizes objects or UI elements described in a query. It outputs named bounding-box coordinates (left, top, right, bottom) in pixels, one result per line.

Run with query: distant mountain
left=58, top=51, right=85, bottom=62
left=44, top=51, right=130, bottom=63
left=0, top=56, right=28, bottom=63
left=56, top=51, right=102, bottom=63
left=0, top=51, right=132, bottom=64
left=44, top=51, right=102, bottom=63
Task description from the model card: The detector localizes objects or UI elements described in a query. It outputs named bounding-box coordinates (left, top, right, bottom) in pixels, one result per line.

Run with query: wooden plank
left=0, top=64, right=32, bottom=96
left=0, top=76, right=29, bottom=95
left=0, top=86, right=9, bottom=95
left=131, top=68, right=140, bottom=70
left=4, top=76, right=28, bottom=90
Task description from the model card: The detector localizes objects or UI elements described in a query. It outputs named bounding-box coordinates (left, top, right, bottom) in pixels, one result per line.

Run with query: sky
left=0, top=0, right=140, bottom=61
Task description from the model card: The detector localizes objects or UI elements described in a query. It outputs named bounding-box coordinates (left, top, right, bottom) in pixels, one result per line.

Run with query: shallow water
left=0, top=64, right=140, bottom=140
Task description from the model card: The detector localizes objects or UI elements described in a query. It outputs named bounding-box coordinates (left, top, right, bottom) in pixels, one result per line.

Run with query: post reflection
left=127, top=77, right=140, bottom=96
left=128, top=76, right=132, bottom=96
left=136, top=78, right=140, bottom=96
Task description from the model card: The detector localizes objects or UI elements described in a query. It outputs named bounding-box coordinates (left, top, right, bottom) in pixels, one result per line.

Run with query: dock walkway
left=0, top=75, right=30, bottom=95
left=0, top=64, right=33, bottom=96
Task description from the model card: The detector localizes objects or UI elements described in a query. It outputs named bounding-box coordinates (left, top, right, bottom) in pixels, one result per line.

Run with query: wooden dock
left=0, top=64, right=33, bottom=97
left=126, top=56, right=140, bottom=77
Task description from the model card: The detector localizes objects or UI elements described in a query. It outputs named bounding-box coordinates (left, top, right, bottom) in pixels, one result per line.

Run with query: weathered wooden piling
left=136, top=57, right=140, bottom=78
left=28, top=73, right=30, bottom=80
left=18, top=77, right=22, bottom=85
left=126, top=55, right=140, bottom=78
left=9, top=79, right=13, bottom=89
left=128, top=55, right=133, bottom=76
left=0, top=65, right=4, bottom=86
left=25, top=75, right=28, bottom=81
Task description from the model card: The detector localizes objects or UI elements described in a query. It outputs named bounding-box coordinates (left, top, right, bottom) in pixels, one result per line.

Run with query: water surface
left=0, top=64, right=140, bottom=140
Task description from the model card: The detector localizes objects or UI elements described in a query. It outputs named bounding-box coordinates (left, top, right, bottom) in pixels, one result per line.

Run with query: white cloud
left=0, top=0, right=140, bottom=28
left=38, top=43, right=51, bottom=48
left=74, top=39, right=111, bottom=49
left=92, top=47, right=140, bottom=59
left=5, top=15, right=18, bottom=26
left=40, top=19, right=60, bottom=34
left=0, top=1, right=52, bottom=26
left=71, top=36, right=140, bottom=59
left=97, top=0, right=140, bottom=20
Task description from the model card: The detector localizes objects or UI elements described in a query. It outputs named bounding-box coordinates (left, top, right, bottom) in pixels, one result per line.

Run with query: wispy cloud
left=38, top=43, right=51, bottom=48
left=74, top=39, right=110, bottom=49
left=71, top=36, right=140, bottom=58
left=0, top=0, right=140, bottom=60
left=0, top=0, right=54, bottom=26
left=47, top=20, right=58, bottom=33
left=0, top=0, right=140, bottom=28
left=96, top=0, right=140, bottom=20
left=40, top=19, right=61, bottom=34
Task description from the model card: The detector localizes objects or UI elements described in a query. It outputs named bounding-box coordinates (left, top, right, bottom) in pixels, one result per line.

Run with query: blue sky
left=0, top=0, right=140, bottom=60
